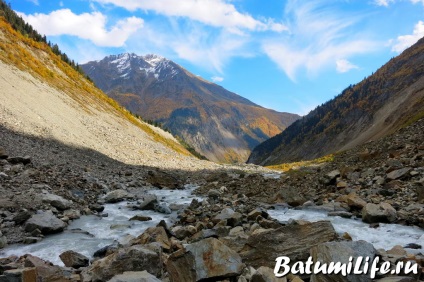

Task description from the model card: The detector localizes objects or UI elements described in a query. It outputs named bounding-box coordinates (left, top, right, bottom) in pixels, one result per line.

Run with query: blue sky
left=11, top=0, right=424, bottom=115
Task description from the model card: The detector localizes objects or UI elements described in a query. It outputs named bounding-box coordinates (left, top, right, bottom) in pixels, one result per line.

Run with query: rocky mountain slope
left=248, top=37, right=424, bottom=165
left=81, top=53, right=299, bottom=163
left=0, top=16, right=218, bottom=171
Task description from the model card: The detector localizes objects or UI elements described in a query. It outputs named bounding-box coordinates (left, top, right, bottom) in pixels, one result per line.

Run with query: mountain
left=0, top=13, right=215, bottom=171
left=81, top=54, right=300, bottom=163
left=248, top=37, right=424, bottom=165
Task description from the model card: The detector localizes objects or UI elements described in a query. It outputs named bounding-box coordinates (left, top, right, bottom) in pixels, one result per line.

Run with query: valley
left=0, top=2, right=424, bottom=282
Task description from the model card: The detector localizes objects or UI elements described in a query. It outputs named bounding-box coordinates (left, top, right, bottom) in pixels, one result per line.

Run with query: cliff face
left=249, top=37, right=424, bottom=165
left=82, top=54, right=299, bottom=163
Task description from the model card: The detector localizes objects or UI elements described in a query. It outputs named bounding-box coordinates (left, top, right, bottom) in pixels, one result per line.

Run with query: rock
left=213, top=208, right=242, bottom=227
left=59, top=250, right=89, bottom=268
left=362, top=203, right=397, bottom=223
left=137, top=195, right=158, bottom=210
left=23, top=237, right=42, bottom=244
left=208, top=189, right=221, bottom=200
left=24, top=255, right=66, bottom=282
left=387, top=245, right=407, bottom=256
left=110, top=224, right=131, bottom=230
left=154, top=203, right=172, bottom=214
left=273, top=187, right=307, bottom=207
left=0, top=147, right=7, bottom=159
left=310, top=240, right=377, bottom=282
left=7, top=156, right=31, bottom=165
left=327, top=211, right=353, bottom=218
left=131, top=226, right=171, bottom=251
left=25, top=210, right=66, bottom=234
left=251, top=266, right=283, bottom=282
left=0, top=172, right=9, bottom=179
left=129, top=215, right=152, bottom=221
left=346, top=193, right=367, bottom=209
left=107, top=271, right=162, bottom=282
left=172, top=226, right=196, bottom=240
left=13, top=210, right=32, bottom=225
left=90, top=204, right=105, bottom=212
left=321, top=170, right=340, bottom=185
left=84, top=244, right=162, bottom=282
left=417, top=183, right=424, bottom=202
left=104, top=189, right=133, bottom=203
left=240, top=221, right=337, bottom=268
left=1, top=267, right=37, bottom=281
left=147, top=170, right=181, bottom=188
left=387, top=168, right=411, bottom=180
left=404, top=243, right=422, bottom=249
left=0, top=235, right=7, bottom=249
left=167, top=238, right=244, bottom=282
left=93, top=243, right=120, bottom=259
left=247, top=208, right=269, bottom=221
left=41, top=192, right=72, bottom=210
left=63, top=209, right=81, bottom=220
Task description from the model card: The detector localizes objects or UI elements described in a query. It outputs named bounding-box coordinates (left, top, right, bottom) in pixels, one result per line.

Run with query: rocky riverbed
left=0, top=119, right=424, bottom=281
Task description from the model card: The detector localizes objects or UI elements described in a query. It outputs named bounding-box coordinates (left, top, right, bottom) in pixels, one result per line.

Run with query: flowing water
left=1, top=185, right=423, bottom=266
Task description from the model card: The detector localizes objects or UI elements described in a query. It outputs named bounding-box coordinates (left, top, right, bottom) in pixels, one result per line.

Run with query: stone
left=104, top=189, right=133, bottom=203
left=167, top=238, right=244, bottom=282
left=129, top=215, right=152, bottom=222
left=84, top=244, right=162, bottom=282
left=208, top=189, right=221, bottom=200
left=23, top=237, right=41, bottom=244
left=417, top=184, right=424, bottom=202
left=387, top=245, right=407, bottom=256
left=137, top=195, right=158, bottom=210
left=7, top=156, right=31, bottom=165
left=362, top=203, right=397, bottom=223
left=273, top=186, right=307, bottom=207
left=247, top=208, right=269, bottom=221
left=154, top=203, right=172, bottom=214
left=24, top=255, right=65, bottom=282
left=0, top=236, right=7, bottom=249
left=2, top=268, right=37, bottom=282
left=131, top=226, right=171, bottom=251
left=107, top=271, right=162, bottom=282
left=146, top=170, right=181, bottom=189
left=240, top=221, right=337, bottom=268
left=374, top=277, right=417, bottom=282
left=346, top=193, right=367, bottom=209
left=13, top=210, right=32, bottom=225
left=322, top=170, right=340, bottom=185
left=310, top=240, right=377, bottom=282
left=41, top=192, right=72, bottom=210
left=387, top=168, right=411, bottom=180
left=63, top=209, right=81, bottom=220
left=93, top=243, right=120, bottom=259
left=0, top=147, right=8, bottom=159
left=213, top=208, right=242, bottom=227
left=172, top=226, right=196, bottom=240
left=327, top=211, right=353, bottom=218
left=25, top=210, right=66, bottom=235
left=59, top=250, right=89, bottom=268
left=90, top=204, right=105, bottom=212
left=251, top=266, right=283, bottom=282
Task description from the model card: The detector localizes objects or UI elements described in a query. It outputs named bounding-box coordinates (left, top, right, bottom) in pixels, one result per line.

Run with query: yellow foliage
left=267, top=154, right=334, bottom=172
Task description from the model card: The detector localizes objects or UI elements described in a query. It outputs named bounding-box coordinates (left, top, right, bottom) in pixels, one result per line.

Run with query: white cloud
left=336, top=59, right=359, bottom=73
left=374, top=0, right=394, bottom=7
left=262, top=1, right=379, bottom=81
left=27, top=0, right=39, bottom=5
left=411, top=0, right=424, bottom=5
left=392, top=21, right=424, bottom=53
left=211, top=76, right=224, bottom=82
left=18, top=9, right=143, bottom=47
left=91, top=0, right=286, bottom=33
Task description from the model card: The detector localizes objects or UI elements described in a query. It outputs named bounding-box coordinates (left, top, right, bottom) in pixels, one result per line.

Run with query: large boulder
left=41, top=192, right=72, bottom=210
left=137, top=195, right=158, bottom=210
left=167, top=237, right=244, bottom=282
left=83, top=244, right=162, bottom=282
left=273, top=187, right=307, bottom=207
left=131, top=226, right=171, bottom=251
left=107, top=271, right=162, bottom=282
left=240, top=221, right=337, bottom=268
left=146, top=170, right=181, bottom=189
left=59, top=250, right=89, bottom=268
left=310, top=240, right=377, bottom=282
left=213, top=208, right=242, bottom=227
left=362, top=203, right=397, bottom=223
left=25, top=210, right=66, bottom=234
left=24, top=254, right=69, bottom=282
left=104, top=189, right=134, bottom=203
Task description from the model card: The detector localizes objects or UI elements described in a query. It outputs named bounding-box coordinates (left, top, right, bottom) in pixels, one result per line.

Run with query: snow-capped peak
left=143, top=54, right=166, bottom=67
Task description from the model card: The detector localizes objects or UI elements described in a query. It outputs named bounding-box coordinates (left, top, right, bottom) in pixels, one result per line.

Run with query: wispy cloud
left=91, top=0, right=286, bottom=33
left=262, top=0, right=379, bottom=81
left=18, top=9, right=143, bottom=47
left=411, top=0, right=424, bottom=5
left=211, top=76, right=224, bottom=82
left=392, top=21, right=424, bottom=53
left=26, top=0, right=39, bottom=5
left=336, top=59, right=359, bottom=73
left=373, top=0, right=394, bottom=7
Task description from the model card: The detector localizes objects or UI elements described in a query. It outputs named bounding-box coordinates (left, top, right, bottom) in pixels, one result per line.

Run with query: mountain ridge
left=82, top=53, right=300, bottom=163
left=248, top=37, right=424, bottom=165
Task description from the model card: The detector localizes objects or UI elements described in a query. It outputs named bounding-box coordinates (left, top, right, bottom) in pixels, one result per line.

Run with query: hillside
left=81, top=54, right=299, bottom=163
left=0, top=15, right=216, bottom=171
left=248, top=37, right=424, bottom=165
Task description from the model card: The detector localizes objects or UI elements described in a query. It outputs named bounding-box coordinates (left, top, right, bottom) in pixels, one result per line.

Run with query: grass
left=266, top=154, right=335, bottom=172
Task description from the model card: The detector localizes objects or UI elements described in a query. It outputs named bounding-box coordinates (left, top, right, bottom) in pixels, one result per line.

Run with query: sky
left=11, top=0, right=424, bottom=115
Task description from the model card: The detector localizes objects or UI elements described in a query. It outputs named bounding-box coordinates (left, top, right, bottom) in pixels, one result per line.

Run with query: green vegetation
left=267, top=154, right=334, bottom=172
